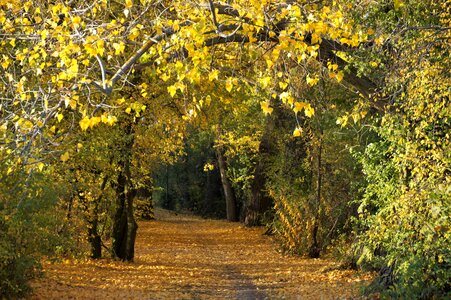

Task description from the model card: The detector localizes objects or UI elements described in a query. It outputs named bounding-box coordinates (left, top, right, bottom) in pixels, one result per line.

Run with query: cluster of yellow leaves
left=79, top=114, right=118, bottom=131
left=293, top=102, right=315, bottom=118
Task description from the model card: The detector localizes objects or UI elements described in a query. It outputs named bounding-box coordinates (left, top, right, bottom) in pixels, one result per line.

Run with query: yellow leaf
left=22, top=120, right=33, bottom=129
left=56, top=113, right=64, bottom=122
left=260, top=102, right=273, bottom=116
left=167, top=85, right=177, bottom=97
left=306, top=75, right=319, bottom=86
left=107, top=115, right=117, bottom=126
left=208, top=69, right=219, bottom=81
left=72, top=16, right=81, bottom=27
left=68, top=59, right=78, bottom=74
left=266, top=59, right=274, bottom=69
left=60, top=151, right=70, bottom=162
left=293, top=127, right=303, bottom=137
left=69, top=99, right=77, bottom=110
left=37, top=162, right=44, bottom=172
left=259, top=76, right=271, bottom=88
left=311, top=33, right=321, bottom=44
left=279, top=81, right=288, bottom=90
left=304, top=104, right=315, bottom=117
left=116, top=97, right=126, bottom=105
left=125, top=0, right=133, bottom=9
left=279, top=92, right=294, bottom=104
left=293, top=102, right=307, bottom=114
left=225, top=79, right=233, bottom=93
left=90, top=116, right=101, bottom=128
left=79, top=117, right=90, bottom=131
left=113, top=42, right=125, bottom=55
left=203, top=163, right=215, bottom=172
left=394, top=0, right=404, bottom=10
left=336, top=71, right=344, bottom=82
left=336, top=115, right=348, bottom=127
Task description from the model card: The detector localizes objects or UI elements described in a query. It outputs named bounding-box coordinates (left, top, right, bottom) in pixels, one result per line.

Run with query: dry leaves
left=28, top=210, right=374, bottom=299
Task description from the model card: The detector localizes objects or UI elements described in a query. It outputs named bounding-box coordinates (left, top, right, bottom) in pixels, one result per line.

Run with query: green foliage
left=354, top=7, right=450, bottom=295
left=264, top=85, right=368, bottom=255
left=0, top=170, right=78, bottom=298
left=356, top=137, right=450, bottom=298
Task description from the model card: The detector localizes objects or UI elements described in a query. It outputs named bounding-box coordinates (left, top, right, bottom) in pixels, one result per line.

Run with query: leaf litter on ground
left=27, top=209, right=374, bottom=299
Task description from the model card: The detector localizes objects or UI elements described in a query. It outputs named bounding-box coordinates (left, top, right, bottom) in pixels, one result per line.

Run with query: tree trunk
left=245, top=119, right=274, bottom=227
left=309, top=138, right=322, bottom=258
left=245, top=157, right=273, bottom=226
left=88, top=219, right=102, bottom=259
left=77, top=182, right=104, bottom=259
left=111, top=124, right=137, bottom=261
left=216, top=146, right=238, bottom=222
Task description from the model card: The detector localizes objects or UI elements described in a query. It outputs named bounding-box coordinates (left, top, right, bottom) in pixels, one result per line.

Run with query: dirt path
left=29, top=210, right=372, bottom=299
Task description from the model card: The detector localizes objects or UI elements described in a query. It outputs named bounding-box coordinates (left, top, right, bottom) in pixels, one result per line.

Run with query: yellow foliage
left=260, top=101, right=273, bottom=116
left=293, top=127, right=303, bottom=137
left=60, top=151, right=70, bottom=162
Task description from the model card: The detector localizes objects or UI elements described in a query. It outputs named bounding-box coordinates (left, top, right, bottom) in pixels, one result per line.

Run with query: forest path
left=29, top=209, right=372, bottom=299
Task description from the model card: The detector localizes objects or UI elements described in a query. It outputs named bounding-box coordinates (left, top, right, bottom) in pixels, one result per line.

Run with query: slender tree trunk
left=309, top=138, right=322, bottom=258
left=246, top=157, right=273, bottom=226
left=111, top=124, right=137, bottom=261
left=125, top=185, right=137, bottom=261
left=216, top=146, right=238, bottom=222
left=77, top=174, right=105, bottom=259
left=245, top=119, right=274, bottom=227
left=88, top=218, right=102, bottom=259
left=79, top=192, right=102, bottom=259
left=203, top=165, right=213, bottom=215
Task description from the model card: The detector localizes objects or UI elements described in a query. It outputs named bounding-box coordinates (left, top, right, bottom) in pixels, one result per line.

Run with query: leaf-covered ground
left=28, top=210, right=373, bottom=299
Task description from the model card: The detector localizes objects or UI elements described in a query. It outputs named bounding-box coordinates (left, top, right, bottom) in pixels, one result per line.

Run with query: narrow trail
left=29, top=210, right=372, bottom=299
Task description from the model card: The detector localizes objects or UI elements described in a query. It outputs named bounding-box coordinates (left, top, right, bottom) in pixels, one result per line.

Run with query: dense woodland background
left=0, top=0, right=449, bottom=298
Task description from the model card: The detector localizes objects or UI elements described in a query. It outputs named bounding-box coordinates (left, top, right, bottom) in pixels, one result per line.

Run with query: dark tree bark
left=87, top=218, right=102, bottom=259
left=245, top=118, right=274, bottom=227
left=216, top=146, right=238, bottom=222
left=77, top=174, right=106, bottom=260
left=111, top=124, right=138, bottom=261
left=309, top=137, right=322, bottom=258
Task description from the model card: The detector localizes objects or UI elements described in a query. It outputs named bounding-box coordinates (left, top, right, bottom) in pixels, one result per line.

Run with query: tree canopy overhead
left=1, top=0, right=385, bottom=164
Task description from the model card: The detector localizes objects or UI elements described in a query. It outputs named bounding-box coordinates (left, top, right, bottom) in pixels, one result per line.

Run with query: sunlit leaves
left=306, top=75, right=319, bottom=86
left=292, top=127, right=303, bottom=137
left=113, top=42, right=126, bottom=55
left=79, top=117, right=91, bottom=131
left=292, top=102, right=314, bottom=118
left=225, top=79, right=234, bottom=93
left=79, top=114, right=117, bottom=131
left=260, top=102, right=273, bottom=116
left=60, top=151, right=70, bottom=162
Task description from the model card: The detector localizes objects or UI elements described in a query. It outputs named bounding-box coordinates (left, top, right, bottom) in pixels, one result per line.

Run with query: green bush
left=0, top=215, right=39, bottom=298
left=0, top=171, right=77, bottom=298
left=356, top=138, right=450, bottom=299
